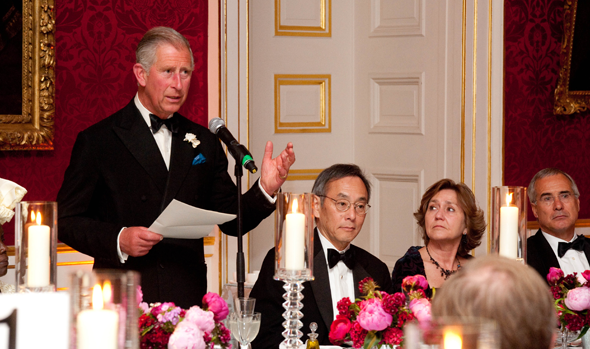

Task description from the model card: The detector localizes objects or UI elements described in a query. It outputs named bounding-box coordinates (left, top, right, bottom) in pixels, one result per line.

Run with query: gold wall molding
left=283, top=169, right=323, bottom=181
left=274, top=74, right=331, bottom=133
left=0, top=0, right=55, bottom=150
left=275, top=0, right=331, bottom=37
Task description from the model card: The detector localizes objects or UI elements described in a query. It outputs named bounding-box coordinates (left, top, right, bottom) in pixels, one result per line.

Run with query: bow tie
left=150, top=113, right=179, bottom=134
left=328, top=248, right=355, bottom=269
left=558, top=235, right=586, bottom=258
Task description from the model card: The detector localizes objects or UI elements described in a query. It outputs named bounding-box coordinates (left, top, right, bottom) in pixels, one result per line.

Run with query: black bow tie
left=558, top=235, right=586, bottom=258
left=327, top=248, right=355, bottom=269
left=149, top=113, right=179, bottom=133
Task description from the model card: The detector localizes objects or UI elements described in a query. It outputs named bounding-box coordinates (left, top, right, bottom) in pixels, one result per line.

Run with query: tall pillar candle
left=499, top=194, right=518, bottom=259
left=77, top=284, right=119, bottom=349
left=27, top=212, right=50, bottom=287
left=284, top=199, right=305, bottom=270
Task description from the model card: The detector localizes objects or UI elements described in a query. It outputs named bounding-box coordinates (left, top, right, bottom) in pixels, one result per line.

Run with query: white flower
left=184, top=133, right=201, bottom=148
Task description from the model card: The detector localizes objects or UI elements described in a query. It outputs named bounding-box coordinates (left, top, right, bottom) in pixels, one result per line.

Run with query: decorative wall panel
left=275, top=0, right=331, bottom=37
left=369, top=73, right=424, bottom=135
left=369, top=170, right=422, bottom=268
left=370, top=0, right=425, bottom=37
left=274, top=74, right=331, bottom=133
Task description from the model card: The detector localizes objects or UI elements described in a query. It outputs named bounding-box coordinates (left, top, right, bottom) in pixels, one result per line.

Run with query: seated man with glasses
left=250, top=164, right=394, bottom=349
left=527, top=168, right=589, bottom=279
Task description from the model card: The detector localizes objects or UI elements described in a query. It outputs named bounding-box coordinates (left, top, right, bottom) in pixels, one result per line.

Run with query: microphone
left=208, top=118, right=258, bottom=173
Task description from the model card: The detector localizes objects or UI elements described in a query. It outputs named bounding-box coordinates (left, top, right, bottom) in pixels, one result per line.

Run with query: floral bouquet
left=329, top=276, right=431, bottom=349
left=138, top=288, right=232, bottom=349
left=547, top=267, right=590, bottom=337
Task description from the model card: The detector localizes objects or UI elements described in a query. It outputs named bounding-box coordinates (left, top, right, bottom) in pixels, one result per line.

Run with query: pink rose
left=547, top=267, right=564, bottom=285
left=402, top=275, right=429, bottom=292
left=329, top=315, right=352, bottom=344
left=565, top=287, right=590, bottom=311
left=582, top=270, right=590, bottom=282
left=409, top=298, right=431, bottom=324
left=356, top=298, right=392, bottom=331
left=139, top=302, right=150, bottom=315
left=185, top=306, right=216, bottom=333
left=169, top=321, right=206, bottom=349
left=202, top=292, right=229, bottom=321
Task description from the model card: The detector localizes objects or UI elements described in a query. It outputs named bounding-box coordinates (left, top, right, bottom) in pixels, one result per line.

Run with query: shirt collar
left=317, top=228, right=350, bottom=265
left=542, top=230, right=579, bottom=257
left=134, top=94, right=173, bottom=128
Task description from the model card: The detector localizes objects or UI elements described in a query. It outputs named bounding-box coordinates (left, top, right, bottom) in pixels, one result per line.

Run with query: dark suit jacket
left=57, top=99, right=275, bottom=308
left=250, top=229, right=394, bottom=349
left=527, top=229, right=590, bottom=280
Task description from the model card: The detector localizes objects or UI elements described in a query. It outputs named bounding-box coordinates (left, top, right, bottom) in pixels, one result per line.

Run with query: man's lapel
left=113, top=101, right=168, bottom=194
left=310, top=229, right=334, bottom=331
left=536, top=229, right=560, bottom=272
left=351, top=246, right=371, bottom=299
left=161, top=117, right=198, bottom=210
left=581, top=235, right=590, bottom=265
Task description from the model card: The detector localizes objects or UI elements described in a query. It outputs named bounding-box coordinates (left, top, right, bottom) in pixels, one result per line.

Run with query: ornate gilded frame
left=0, top=0, right=55, bottom=150
left=554, top=0, right=590, bottom=115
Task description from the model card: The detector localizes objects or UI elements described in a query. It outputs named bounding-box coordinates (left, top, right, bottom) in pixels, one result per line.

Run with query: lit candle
left=27, top=211, right=50, bottom=287
left=499, top=193, right=519, bottom=259
left=76, top=284, right=119, bottom=349
left=443, top=329, right=462, bottom=349
left=285, top=198, right=305, bottom=270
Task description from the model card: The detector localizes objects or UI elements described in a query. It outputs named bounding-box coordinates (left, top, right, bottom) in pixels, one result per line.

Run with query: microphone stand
left=234, top=161, right=246, bottom=298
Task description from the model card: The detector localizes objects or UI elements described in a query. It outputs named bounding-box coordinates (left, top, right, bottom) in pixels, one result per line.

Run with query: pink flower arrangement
left=547, top=267, right=590, bottom=335
left=329, top=276, right=431, bottom=349
left=138, top=288, right=232, bottom=349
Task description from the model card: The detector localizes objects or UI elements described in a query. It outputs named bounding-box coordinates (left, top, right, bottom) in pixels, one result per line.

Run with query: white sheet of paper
left=148, top=199, right=236, bottom=239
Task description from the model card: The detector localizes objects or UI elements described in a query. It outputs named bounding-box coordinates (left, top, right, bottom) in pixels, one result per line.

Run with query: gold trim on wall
left=274, top=74, right=331, bottom=133
left=275, top=0, right=331, bottom=37
left=0, top=0, right=55, bottom=150
left=283, top=169, right=323, bottom=181
left=528, top=219, right=590, bottom=230
left=554, top=0, right=590, bottom=115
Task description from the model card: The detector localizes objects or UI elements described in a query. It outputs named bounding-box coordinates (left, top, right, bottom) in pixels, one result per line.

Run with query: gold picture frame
left=554, top=0, right=590, bottom=115
left=0, top=0, right=55, bottom=150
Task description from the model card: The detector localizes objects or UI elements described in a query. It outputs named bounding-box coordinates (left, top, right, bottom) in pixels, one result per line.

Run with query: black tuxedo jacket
left=527, top=229, right=590, bottom=280
left=250, top=229, right=394, bottom=349
left=57, top=99, right=274, bottom=308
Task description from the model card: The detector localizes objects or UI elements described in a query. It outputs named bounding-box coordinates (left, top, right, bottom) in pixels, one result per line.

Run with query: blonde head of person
left=431, top=255, right=556, bottom=349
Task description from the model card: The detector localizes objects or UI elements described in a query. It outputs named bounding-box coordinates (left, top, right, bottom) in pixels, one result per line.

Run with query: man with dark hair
left=527, top=168, right=590, bottom=279
left=251, top=164, right=393, bottom=349
left=57, top=27, right=295, bottom=308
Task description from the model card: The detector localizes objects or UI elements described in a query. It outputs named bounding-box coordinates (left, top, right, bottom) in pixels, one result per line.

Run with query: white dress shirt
left=542, top=231, right=590, bottom=275
left=318, top=231, right=355, bottom=320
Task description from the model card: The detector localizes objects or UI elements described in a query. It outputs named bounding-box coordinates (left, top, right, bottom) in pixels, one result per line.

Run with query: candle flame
left=31, top=211, right=35, bottom=222
left=35, top=212, right=42, bottom=225
left=102, top=280, right=112, bottom=305
left=92, top=284, right=104, bottom=310
left=506, top=193, right=513, bottom=206
left=443, top=330, right=462, bottom=349
left=292, top=198, right=299, bottom=213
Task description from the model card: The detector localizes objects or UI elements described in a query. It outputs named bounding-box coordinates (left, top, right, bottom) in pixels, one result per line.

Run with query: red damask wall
left=0, top=0, right=209, bottom=244
left=504, top=0, right=590, bottom=218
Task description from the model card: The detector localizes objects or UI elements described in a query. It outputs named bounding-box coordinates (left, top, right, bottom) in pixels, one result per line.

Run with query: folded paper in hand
left=149, top=199, right=236, bottom=239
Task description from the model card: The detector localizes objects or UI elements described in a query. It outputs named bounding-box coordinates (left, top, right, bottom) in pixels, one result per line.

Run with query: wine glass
left=234, top=297, right=256, bottom=315
left=228, top=312, right=261, bottom=349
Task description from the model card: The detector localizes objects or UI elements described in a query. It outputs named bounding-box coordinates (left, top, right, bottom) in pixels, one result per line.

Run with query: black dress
left=391, top=246, right=473, bottom=297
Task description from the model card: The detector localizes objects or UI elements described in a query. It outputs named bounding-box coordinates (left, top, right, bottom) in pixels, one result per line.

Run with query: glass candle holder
left=490, top=186, right=528, bottom=262
left=15, top=201, right=58, bottom=292
left=404, top=317, right=499, bottom=349
left=69, top=269, right=140, bottom=349
left=274, top=192, right=315, bottom=349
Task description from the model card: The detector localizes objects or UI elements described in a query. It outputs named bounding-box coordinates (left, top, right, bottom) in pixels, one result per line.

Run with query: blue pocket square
left=192, top=154, right=206, bottom=165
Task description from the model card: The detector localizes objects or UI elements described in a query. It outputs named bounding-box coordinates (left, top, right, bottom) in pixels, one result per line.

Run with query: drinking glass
left=228, top=312, right=261, bottom=349
left=234, top=297, right=256, bottom=315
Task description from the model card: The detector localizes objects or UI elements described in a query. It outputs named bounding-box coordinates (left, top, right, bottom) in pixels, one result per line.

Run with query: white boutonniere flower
left=184, top=133, right=200, bottom=148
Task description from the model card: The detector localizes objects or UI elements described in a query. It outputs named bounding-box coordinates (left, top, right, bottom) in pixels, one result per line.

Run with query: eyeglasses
left=537, top=192, right=575, bottom=206
left=318, top=195, right=371, bottom=215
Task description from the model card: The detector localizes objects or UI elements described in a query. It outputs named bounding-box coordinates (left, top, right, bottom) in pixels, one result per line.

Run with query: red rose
left=329, top=315, right=352, bottom=344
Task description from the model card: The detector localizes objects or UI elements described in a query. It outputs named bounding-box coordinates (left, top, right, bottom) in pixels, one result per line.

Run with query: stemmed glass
left=228, top=312, right=261, bottom=349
